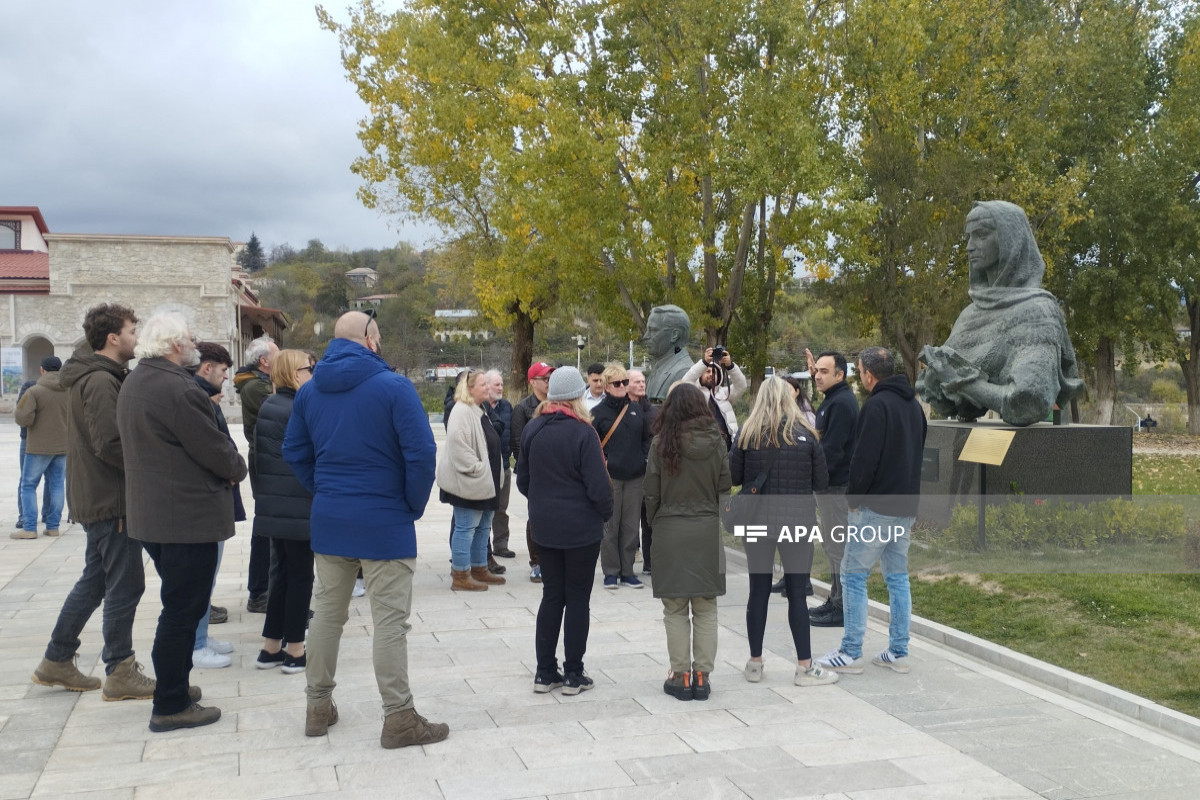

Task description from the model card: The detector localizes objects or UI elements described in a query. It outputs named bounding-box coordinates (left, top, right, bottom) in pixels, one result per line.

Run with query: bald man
left=283, top=310, right=448, bottom=748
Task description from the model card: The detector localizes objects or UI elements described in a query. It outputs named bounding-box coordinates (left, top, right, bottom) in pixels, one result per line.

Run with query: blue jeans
left=21, top=453, right=65, bottom=532
left=839, top=508, right=914, bottom=660
left=451, top=506, right=494, bottom=571
left=44, top=518, right=145, bottom=673
left=16, top=438, right=51, bottom=525
left=193, top=540, right=225, bottom=651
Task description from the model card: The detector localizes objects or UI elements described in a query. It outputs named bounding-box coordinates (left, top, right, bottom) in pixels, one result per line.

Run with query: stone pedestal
left=919, top=420, right=1133, bottom=525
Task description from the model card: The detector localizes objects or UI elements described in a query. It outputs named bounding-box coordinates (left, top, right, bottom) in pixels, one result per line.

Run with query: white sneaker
left=795, top=662, right=840, bottom=686
left=352, top=578, right=366, bottom=597
left=192, top=646, right=232, bottom=669
left=815, top=649, right=864, bottom=674
left=206, top=637, right=234, bottom=655
left=872, top=649, right=911, bottom=674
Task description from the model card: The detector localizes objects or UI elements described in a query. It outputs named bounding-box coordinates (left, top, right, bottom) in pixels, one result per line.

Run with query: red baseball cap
left=527, top=362, right=554, bottom=381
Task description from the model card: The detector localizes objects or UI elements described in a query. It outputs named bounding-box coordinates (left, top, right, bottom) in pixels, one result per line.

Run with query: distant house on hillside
left=345, top=267, right=379, bottom=289
left=352, top=294, right=398, bottom=310
left=433, top=309, right=492, bottom=341
left=0, top=205, right=288, bottom=388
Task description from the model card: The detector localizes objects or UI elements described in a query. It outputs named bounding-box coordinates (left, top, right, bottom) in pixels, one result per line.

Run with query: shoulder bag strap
left=599, top=403, right=629, bottom=450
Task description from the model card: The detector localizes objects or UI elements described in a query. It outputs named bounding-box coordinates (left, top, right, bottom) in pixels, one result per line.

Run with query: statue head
left=964, top=201, right=1046, bottom=290
left=642, top=304, right=690, bottom=360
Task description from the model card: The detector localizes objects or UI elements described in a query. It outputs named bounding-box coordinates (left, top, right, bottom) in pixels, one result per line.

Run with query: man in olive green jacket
left=14, top=357, right=69, bottom=537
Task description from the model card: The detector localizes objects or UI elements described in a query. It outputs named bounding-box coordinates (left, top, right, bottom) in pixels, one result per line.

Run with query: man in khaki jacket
left=13, top=356, right=69, bottom=538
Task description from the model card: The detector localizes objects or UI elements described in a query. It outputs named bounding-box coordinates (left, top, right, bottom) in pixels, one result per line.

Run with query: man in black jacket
left=805, top=349, right=859, bottom=626
left=817, top=347, right=926, bottom=676
left=485, top=370, right=515, bottom=558
left=511, top=361, right=553, bottom=581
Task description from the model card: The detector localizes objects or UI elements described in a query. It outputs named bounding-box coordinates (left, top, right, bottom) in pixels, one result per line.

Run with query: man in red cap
left=510, top=362, right=554, bottom=582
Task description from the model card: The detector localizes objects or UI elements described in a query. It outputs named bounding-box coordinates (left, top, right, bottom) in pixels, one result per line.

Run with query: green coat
left=644, top=420, right=732, bottom=599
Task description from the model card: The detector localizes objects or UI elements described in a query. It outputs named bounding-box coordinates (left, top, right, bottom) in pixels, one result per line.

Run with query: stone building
left=0, top=206, right=287, bottom=390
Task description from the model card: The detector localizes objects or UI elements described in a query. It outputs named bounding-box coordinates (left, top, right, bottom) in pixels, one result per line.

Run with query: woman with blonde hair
left=731, top=376, right=838, bottom=687
left=592, top=362, right=652, bottom=589
left=436, top=370, right=503, bottom=591
left=516, top=367, right=613, bottom=695
left=253, top=349, right=317, bottom=673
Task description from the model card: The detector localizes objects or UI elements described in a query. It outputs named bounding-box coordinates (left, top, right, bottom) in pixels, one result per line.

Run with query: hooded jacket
left=117, top=357, right=248, bottom=543
left=15, top=371, right=69, bottom=456
left=848, top=374, right=927, bottom=517
left=233, top=366, right=271, bottom=446
left=58, top=344, right=128, bottom=524
left=644, top=419, right=732, bottom=599
left=283, top=338, right=436, bottom=560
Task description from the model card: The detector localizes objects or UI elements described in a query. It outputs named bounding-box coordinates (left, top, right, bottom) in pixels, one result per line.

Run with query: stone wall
left=1, top=235, right=241, bottom=374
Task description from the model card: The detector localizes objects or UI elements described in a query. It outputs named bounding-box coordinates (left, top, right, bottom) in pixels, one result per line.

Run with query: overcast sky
left=2, top=1, right=437, bottom=253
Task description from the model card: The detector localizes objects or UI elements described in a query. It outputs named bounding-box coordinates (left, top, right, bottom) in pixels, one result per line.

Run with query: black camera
left=711, top=346, right=727, bottom=364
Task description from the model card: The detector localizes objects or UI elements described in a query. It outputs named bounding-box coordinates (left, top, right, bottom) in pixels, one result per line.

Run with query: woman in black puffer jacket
left=731, top=377, right=837, bottom=688
left=252, top=349, right=316, bottom=674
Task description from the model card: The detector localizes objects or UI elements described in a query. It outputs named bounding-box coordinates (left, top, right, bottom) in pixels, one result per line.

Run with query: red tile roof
left=0, top=251, right=50, bottom=279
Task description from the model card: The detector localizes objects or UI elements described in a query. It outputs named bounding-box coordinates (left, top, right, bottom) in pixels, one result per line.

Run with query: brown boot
left=32, top=656, right=101, bottom=692
left=305, top=698, right=339, bottom=737
left=471, top=566, right=506, bottom=586
left=102, top=655, right=156, bottom=701
left=451, top=569, right=487, bottom=591
left=380, top=707, right=449, bottom=749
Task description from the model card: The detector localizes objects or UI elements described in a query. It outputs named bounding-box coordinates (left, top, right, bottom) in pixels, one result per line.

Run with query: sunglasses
left=608, top=379, right=630, bottom=387
left=363, top=307, right=377, bottom=338
left=298, top=366, right=313, bottom=373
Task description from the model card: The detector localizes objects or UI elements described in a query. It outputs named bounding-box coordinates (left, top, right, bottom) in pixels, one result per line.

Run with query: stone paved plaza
left=3, top=421, right=1200, bottom=799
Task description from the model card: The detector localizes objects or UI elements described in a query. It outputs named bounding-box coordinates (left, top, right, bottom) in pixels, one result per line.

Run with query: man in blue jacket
left=283, top=310, right=447, bottom=749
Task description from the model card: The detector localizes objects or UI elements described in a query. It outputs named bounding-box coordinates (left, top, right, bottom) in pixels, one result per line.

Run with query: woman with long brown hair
left=644, top=383, right=731, bottom=701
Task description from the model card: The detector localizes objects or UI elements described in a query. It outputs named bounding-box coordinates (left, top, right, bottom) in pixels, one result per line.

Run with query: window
left=0, top=221, right=18, bottom=250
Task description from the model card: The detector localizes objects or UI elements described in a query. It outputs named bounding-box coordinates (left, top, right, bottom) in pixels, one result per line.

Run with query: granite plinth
left=919, top=419, right=1133, bottom=525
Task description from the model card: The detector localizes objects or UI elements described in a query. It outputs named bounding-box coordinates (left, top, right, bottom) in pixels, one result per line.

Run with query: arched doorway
left=22, top=336, right=54, bottom=384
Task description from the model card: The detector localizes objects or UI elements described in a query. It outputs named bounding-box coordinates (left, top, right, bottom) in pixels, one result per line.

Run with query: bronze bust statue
left=918, top=201, right=1084, bottom=426
left=642, top=304, right=694, bottom=403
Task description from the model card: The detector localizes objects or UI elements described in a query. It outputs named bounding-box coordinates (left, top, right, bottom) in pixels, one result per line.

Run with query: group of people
left=21, top=299, right=925, bottom=746
left=453, top=343, right=925, bottom=703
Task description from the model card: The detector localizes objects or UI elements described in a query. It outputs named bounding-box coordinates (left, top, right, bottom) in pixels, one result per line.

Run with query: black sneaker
left=809, top=604, right=844, bottom=628
left=208, top=605, right=228, bottom=625
left=533, top=671, right=564, bottom=693
left=494, top=547, right=516, bottom=558
left=255, top=649, right=286, bottom=670
left=691, top=671, right=711, bottom=701
left=246, top=594, right=268, bottom=614
left=281, top=653, right=307, bottom=675
left=663, top=672, right=692, bottom=701
left=770, top=578, right=787, bottom=595
left=562, top=671, right=594, bottom=696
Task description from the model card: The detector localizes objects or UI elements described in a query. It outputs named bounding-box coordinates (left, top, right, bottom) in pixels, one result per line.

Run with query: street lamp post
left=574, top=335, right=586, bottom=370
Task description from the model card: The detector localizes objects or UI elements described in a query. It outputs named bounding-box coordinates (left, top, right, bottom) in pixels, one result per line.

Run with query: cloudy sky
left=2, top=1, right=437, bottom=253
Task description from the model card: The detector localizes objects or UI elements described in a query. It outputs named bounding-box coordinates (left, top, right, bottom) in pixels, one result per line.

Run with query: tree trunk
left=510, top=305, right=535, bottom=394
left=1093, top=336, right=1117, bottom=425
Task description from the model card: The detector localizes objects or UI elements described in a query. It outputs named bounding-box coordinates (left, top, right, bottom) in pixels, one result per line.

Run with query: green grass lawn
left=885, top=452, right=1200, bottom=717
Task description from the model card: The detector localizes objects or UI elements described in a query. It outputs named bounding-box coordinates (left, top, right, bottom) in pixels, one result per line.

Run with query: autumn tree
left=318, top=0, right=837, bottom=382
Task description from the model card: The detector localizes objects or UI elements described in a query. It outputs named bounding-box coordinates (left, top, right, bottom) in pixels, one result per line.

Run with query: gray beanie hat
left=546, top=366, right=587, bottom=401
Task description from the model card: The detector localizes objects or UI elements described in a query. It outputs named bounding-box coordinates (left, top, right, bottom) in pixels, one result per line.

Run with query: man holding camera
left=683, top=347, right=747, bottom=450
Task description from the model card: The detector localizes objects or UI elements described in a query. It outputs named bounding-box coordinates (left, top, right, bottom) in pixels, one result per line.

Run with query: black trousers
left=746, top=572, right=812, bottom=661
left=262, top=538, right=315, bottom=645
left=535, top=541, right=601, bottom=675
left=143, top=541, right=218, bottom=716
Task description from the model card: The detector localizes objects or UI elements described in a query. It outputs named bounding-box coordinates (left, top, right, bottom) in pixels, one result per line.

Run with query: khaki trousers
left=662, top=596, right=718, bottom=674
left=307, top=554, right=415, bottom=715
left=601, top=476, right=644, bottom=577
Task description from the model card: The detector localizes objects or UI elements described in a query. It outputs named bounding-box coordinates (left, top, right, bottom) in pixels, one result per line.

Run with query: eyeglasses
left=298, top=366, right=313, bottom=373
left=530, top=375, right=549, bottom=383
left=608, top=379, right=630, bottom=387
left=363, top=307, right=377, bottom=339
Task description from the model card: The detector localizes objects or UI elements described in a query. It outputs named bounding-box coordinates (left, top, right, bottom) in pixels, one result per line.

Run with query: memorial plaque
left=958, top=428, right=1016, bottom=466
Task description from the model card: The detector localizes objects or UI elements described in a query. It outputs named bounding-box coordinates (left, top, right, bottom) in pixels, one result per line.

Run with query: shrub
left=934, top=498, right=1187, bottom=552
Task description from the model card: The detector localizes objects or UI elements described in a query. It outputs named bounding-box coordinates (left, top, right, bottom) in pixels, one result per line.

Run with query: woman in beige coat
left=436, top=370, right=503, bottom=591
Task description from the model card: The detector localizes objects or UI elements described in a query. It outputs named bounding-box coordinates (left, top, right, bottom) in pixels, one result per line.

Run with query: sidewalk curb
left=723, top=545, right=1200, bottom=747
